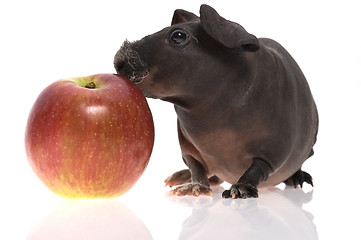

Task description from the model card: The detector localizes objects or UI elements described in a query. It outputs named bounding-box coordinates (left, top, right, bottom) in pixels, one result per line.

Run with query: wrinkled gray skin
left=114, top=4, right=318, bottom=199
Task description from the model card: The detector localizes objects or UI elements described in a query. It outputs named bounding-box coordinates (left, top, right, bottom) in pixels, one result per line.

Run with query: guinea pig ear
left=171, top=9, right=198, bottom=25
left=200, top=4, right=259, bottom=50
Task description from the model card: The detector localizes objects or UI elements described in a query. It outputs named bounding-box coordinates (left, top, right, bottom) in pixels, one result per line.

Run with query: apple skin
left=25, top=74, right=154, bottom=199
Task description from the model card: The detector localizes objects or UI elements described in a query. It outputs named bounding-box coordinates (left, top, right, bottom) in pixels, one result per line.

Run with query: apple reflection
left=27, top=199, right=152, bottom=240
left=171, top=186, right=318, bottom=240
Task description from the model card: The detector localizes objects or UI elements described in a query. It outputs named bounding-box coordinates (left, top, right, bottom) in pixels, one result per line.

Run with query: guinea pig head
left=114, top=4, right=259, bottom=106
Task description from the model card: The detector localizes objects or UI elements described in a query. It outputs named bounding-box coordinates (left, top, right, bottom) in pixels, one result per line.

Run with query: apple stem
left=85, top=82, right=96, bottom=89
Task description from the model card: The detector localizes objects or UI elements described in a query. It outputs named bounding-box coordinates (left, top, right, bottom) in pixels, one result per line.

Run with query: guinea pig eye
left=169, top=29, right=189, bottom=44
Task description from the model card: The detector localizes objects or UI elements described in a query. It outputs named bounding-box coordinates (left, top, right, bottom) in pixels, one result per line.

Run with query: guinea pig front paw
left=222, top=182, right=258, bottom=199
left=169, top=182, right=212, bottom=197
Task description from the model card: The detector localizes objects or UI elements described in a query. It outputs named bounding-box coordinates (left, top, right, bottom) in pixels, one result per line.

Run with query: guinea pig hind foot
left=164, top=169, right=191, bottom=187
left=164, top=170, right=223, bottom=188
left=283, top=169, right=314, bottom=188
left=169, top=182, right=212, bottom=197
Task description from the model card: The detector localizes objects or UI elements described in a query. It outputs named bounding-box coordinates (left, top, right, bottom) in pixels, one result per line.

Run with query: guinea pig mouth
left=114, top=40, right=149, bottom=84
left=130, top=71, right=149, bottom=84
left=118, top=65, right=149, bottom=84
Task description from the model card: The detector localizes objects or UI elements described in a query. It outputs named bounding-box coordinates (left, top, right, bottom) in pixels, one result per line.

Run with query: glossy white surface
left=1, top=0, right=360, bottom=239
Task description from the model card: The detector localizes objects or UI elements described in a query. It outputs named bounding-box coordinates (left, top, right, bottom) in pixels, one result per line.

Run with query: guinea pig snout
left=113, top=56, right=125, bottom=73
left=114, top=40, right=149, bottom=84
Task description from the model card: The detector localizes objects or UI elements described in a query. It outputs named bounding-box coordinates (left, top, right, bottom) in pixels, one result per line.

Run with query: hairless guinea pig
left=114, top=4, right=318, bottom=199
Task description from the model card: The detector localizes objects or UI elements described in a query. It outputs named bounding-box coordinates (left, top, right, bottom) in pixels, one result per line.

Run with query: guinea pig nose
left=114, top=58, right=125, bottom=73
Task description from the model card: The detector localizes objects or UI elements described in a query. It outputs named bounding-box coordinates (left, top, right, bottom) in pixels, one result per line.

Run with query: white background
left=1, top=0, right=360, bottom=239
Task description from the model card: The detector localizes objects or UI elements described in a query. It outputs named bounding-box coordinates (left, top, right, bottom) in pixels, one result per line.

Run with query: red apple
left=25, top=74, right=154, bottom=199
